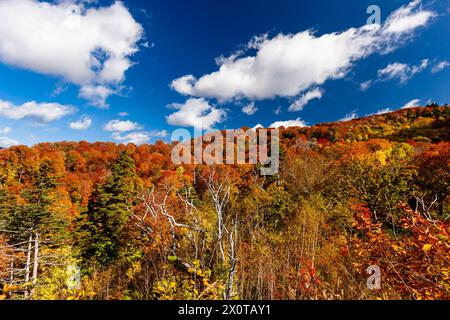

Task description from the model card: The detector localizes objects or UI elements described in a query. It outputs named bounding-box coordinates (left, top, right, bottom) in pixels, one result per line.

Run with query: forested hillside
left=1, top=105, right=449, bottom=300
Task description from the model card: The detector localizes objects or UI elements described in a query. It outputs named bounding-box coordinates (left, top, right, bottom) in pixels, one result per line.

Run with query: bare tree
left=0, top=229, right=40, bottom=299
left=225, top=216, right=238, bottom=300
left=202, top=167, right=238, bottom=299
left=413, top=192, right=438, bottom=221
left=203, top=168, right=231, bottom=262
left=133, top=185, right=203, bottom=256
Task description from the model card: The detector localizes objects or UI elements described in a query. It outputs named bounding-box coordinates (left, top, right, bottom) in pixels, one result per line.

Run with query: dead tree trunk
left=225, top=218, right=238, bottom=300
left=32, top=232, right=39, bottom=285
left=24, top=232, right=33, bottom=298
left=203, top=168, right=230, bottom=263
left=202, top=167, right=239, bottom=299
left=9, top=258, right=14, bottom=285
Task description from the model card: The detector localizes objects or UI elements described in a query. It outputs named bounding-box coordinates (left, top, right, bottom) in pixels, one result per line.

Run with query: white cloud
left=112, top=131, right=150, bottom=145
left=166, top=98, right=226, bottom=130
left=170, top=1, right=434, bottom=103
left=368, top=108, right=392, bottom=116
left=171, top=26, right=377, bottom=101
left=0, top=126, right=11, bottom=134
left=70, top=115, right=92, bottom=130
left=78, top=85, right=115, bottom=108
left=0, top=136, right=19, bottom=148
left=378, top=108, right=392, bottom=115
left=104, top=119, right=142, bottom=132
left=105, top=118, right=167, bottom=144
left=339, top=110, right=358, bottom=122
left=431, top=61, right=450, bottom=73
left=252, top=124, right=264, bottom=130
left=269, top=118, right=307, bottom=128
left=171, top=75, right=197, bottom=96
left=274, top=106, right=282, bottom=115
left=382, top=0, right=435, bottom=35
left=402, top=98, right=421, bottom=109
left=0, top=0, right=143, bottom=107
left=242, top=102, right=258, bottom=115
left=377, top=62, right=410, bottom=82
left=288, top=88, right=323, bottom=112
left=360, top=80, right=373, bottom=91
left=111, top=128, right=167, bottom=145
left=377, top=59, right=429, bottom=83
left=118, top=111, right=129, bottom=117
left=148, top=129, right=168, bottom=138
left=0, top=99, right=75, bottom=122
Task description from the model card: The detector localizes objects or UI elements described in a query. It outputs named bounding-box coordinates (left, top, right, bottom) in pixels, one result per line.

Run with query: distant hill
left=277, top=105, right=449, bottom=146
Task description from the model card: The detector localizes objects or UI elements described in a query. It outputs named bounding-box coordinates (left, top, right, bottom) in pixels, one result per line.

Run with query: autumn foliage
left=0, top=105, right=449, bottom=300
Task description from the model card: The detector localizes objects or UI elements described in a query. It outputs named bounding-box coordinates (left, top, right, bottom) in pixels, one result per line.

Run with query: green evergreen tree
left=0, top=188, right=16, bottom=229
left=1, top=159, right=66, bottom=242
left=77, top=151, right=137, bottom=266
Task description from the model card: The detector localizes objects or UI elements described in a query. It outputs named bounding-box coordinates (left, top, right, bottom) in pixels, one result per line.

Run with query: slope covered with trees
left=0, top=105, right=449, bottom=300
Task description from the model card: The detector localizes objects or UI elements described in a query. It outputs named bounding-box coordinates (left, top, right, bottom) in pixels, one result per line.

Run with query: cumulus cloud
left=0, top=136, right=19, bottom=148
left=402, top=98, right=421, bottom=109
left=171, top=75, right=197, bottom=96
left=170, top=1, right=434, bottom=104
left=0, top=99, right=75, bottom=122
left=112, top=131, right=150, bottom=145
left=149, top=129, right=168, bottom=138
left=288, top=88, right=323, bottom=112
left=111, top=128, right=167, bottom=145
left=171, top=27, right=377, bottom=101
left=0, top=0, right=143, bottom=107
left=242, top=102, right=258, bottom=115
left=431, top=61, right=450, bottom=73
left=104, top=119, right=142, bottom=132
left=166, top=98, right=226, bottom=130
left=105, top=117, right=166, bottom=144
left=78, top=85, right=115, bottom=108
left=377, top=59, right=428, bottom=84
left=69, top=115, right=92, bottom=130
left=269, top=118, right=307, bottom=128
left=338, top=110, right=358, bottom=122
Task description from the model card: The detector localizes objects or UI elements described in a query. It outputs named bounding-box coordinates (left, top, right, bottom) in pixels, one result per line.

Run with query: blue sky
left=0, top=0, right=449, bottom=147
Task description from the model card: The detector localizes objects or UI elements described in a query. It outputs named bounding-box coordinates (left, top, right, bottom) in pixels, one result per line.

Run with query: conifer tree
left=77, top=151, right=137, bottom=266
left=1, top=159, right=66, bottom=242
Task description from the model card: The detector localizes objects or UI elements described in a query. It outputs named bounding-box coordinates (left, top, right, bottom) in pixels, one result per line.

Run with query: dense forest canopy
left=0, top=105, right=449, bottom=300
